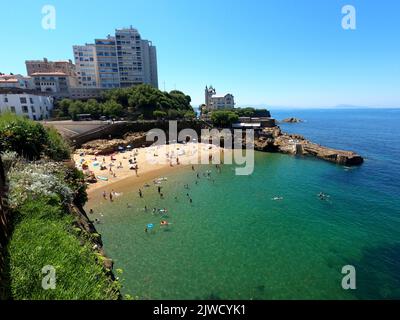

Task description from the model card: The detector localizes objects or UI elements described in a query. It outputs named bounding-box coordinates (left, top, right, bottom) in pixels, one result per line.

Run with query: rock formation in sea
left=280, top=117, right=303, bottom=123
left=254, top=126, right=364, bottom=166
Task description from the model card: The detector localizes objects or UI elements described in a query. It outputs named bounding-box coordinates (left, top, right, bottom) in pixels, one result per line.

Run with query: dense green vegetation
left=4, top=158, right=119, bottom=300
left=206, top=107, right=270, bottom=127
left=8, top=196, right=119, bottom=300
left=0, top=113, right=70, bottom=160
left=53, top=84, right=195, bottom=120
left=233, top=107, right=271, bottom=118
left=210, top=110, right=239, bottom=127
left=1, top=114, right=119, bottom=300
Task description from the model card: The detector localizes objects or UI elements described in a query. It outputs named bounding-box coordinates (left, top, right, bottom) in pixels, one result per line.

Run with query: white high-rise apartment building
left=141, top=39, right=158, bottom=89
left=95, top=36, right=120, bottom=89
left=73, top=27, right=158, bottom=89
left=73, top=44, right=100, bottom=88
left=115, top=28, right=143, bottom=87
left=115, top=28, right=158, bottom=88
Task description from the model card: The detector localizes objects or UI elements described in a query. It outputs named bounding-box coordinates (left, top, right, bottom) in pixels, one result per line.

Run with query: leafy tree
left=211, top=110, right=239, bottom=127
left=68, top=101, right=85, bottom=121
left=153, top=110, right=167, bottom=120
left=184, top=111, right=196, bottom=119
left=51, top=84, right=194, bottom=120
left=101, top=100, right=123, bottom=118
left=56, top=99, right=74, bottom=117
left=167, top=109, right=180, bottom=120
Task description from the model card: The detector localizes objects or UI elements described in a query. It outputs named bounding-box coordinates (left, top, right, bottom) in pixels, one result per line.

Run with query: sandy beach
left=73, top=142, right=226, bottom=205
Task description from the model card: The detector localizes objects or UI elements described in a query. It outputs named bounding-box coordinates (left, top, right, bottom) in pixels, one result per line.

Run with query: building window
left=20, top=97, right=27, bottom=104
left=31, top=106, right=36, bottom=113
left=4, top=97, right=8, bottom=103
left=22, top=106, right=29, bottom=113
left=30, top=98, right=34, bottom=104
left=10, top=106, right=16, bottom=113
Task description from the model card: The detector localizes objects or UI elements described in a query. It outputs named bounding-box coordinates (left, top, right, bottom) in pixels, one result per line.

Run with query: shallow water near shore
left=90, top=109, right=400, bottom=300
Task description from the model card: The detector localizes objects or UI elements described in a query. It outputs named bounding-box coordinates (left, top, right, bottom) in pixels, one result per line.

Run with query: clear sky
left=1, top=0, right=399, bottom=108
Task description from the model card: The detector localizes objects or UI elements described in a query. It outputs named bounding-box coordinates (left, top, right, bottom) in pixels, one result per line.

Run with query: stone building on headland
left=204, top=86, right=235, bottom=111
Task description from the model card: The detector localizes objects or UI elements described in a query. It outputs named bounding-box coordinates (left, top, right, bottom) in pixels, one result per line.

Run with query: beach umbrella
left=118, top=146, right=124, bottom=151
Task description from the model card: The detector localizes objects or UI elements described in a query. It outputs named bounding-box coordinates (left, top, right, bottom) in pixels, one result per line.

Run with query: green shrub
left=44, top=126, right=70, bottom=161
left=0, top=113, right=48, bottom=160
left=0, top=113, right=70, bottom=161
left=153, top=110, right=167, bottom=119
left=63, top=167, right=88, bottom=207
left=7, top=162, right=73, bottom=209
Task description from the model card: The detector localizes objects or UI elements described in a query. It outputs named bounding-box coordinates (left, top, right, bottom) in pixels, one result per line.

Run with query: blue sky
left=1, top=0, right=399, bottom=107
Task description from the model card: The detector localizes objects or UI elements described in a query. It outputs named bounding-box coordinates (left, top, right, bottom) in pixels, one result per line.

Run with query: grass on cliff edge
left=8, top=197, right=119, bottom=300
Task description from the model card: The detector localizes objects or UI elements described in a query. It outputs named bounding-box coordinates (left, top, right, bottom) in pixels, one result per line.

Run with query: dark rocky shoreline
left=254, top=126, right=364, bottom=166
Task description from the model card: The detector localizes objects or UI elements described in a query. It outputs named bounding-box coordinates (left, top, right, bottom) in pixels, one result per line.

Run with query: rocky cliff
left=77, top=132, right=149, bottom=155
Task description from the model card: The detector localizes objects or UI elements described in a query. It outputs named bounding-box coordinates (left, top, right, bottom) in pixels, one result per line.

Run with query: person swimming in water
left=318, top=192, right=330, bottom=200
left=139, top=189, right=143, bottom=198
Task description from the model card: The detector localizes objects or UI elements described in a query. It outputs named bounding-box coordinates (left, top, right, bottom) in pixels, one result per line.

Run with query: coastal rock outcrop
left=255, top=127, right=363, bottom=166
left=280, top=117, right=303, bottom=123
left=77, top=132, right=149, bottom=155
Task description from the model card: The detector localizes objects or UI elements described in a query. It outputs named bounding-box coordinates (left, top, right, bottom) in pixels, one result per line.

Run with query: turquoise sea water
left=90, top=109, right=400, bottom=300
